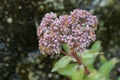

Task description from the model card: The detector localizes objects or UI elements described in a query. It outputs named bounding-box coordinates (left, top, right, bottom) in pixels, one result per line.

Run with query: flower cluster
left=37, top=9, right=98, bottom=54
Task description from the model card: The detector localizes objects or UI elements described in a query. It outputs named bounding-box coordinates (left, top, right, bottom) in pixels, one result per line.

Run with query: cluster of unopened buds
left=37, top=9, right=98, bottom=75
left=37, top=9, right=98, bottom=55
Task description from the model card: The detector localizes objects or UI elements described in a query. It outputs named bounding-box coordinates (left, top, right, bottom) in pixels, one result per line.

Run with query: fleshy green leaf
left=52, top=56, right=73, bottom=72
left=57, top=64, right=76, bottom=77
left=71, top=65, right=85, bottom=80
left=90, top=41, right=101, bottom=53
left=81, top=52, right=100, bottom=66
left=98, top=58, right=117, bottom=77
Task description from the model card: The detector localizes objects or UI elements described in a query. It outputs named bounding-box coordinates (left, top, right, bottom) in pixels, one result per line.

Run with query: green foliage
left=52, top=56, right=73, bottom=72
left=90, top=41, right=101, bottom=53
left=85, top=70, right=106, bottom=80
left=81, top=41, right=102, bottom=70
left=52, top=41, right=117, bottom=80
left=58, top=64, right=76, bottom=77
left=81, top=52, right=99, bottom=66
left=98, top=58, right=117, bottom=78
left=71, top=65, right=85, bottom=80
left=99, top=54, right=107, bottom=65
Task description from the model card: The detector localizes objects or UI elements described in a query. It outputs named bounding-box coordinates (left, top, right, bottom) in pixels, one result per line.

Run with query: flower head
left=37, top=9, right=98, bottom=54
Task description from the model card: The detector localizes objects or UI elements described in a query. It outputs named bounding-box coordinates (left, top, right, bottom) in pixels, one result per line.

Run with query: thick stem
left=71, top=51, right=90, bottom=75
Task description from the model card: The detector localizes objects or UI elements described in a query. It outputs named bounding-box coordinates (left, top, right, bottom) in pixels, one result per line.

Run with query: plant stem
left=71, top=51, right=90, bottom=75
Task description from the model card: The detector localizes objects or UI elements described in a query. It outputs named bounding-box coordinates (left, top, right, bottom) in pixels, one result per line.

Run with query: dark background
left=0, top=0, right=120, bottom=80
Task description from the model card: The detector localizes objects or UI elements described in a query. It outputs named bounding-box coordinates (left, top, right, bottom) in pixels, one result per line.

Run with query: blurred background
left=0, top=0, right=120, bottom=80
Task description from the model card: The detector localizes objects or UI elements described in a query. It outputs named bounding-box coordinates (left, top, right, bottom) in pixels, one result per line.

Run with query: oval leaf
left=90, top=41, right=101, bottom=53
left=58, top=64, right=76, bottom=77
left=52, top=56, right=73, bottom=72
